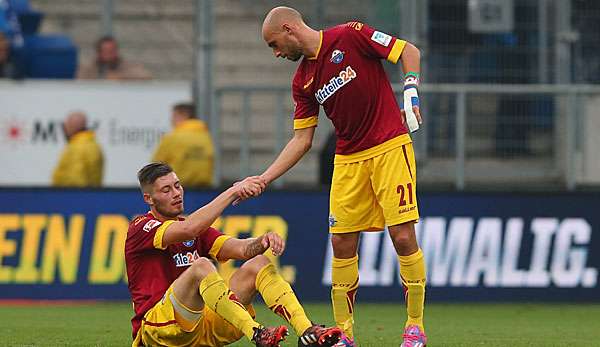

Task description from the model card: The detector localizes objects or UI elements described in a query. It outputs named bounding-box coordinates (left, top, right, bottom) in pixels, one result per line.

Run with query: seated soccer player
left=126, top=162, right=342, bottom=347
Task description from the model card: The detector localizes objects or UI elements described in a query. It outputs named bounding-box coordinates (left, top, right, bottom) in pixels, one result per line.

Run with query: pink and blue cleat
left=333, top=333, right=355, bottom=347
left=400, top=325, right=427, bottom=347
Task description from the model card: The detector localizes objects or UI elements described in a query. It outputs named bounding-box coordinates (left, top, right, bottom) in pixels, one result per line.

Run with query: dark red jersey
left=124, top=212, right=229, bottom=338
left=292, top=22, right=409, bottom=156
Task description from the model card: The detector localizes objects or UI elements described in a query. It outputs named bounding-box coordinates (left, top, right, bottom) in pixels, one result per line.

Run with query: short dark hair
left=173, top=103, right=196, bottom=119
left=95, top=35, right=117, bottom=51
left=137, top=162, right=173, bottom=191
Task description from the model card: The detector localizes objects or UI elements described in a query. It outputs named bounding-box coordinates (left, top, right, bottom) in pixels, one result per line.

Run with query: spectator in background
left=77, top=35, right=151, bottom=80
left=0, top=31, right=22, bottom=79
left=152, top=103, right=214, bottom=188
left=52, top=111, right=104, bottom=187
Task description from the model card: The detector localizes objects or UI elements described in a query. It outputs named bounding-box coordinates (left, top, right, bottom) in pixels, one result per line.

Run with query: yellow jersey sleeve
left=293, top=116, right=319, bottom=130
left=153, top=220, right=176, bottom=250
left=208, top=235, right=232, bottom=261
left=387, top=39, right=406, bottom=64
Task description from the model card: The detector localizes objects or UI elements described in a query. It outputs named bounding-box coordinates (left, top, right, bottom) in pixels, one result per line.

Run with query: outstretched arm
left=161, top=177, right=265, bottom=247
left=232, top=126, right=315, bottom=205
left=261, top=126, right=316, bottom=184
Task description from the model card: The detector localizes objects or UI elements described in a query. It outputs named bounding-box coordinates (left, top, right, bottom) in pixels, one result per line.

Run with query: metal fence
left=213, top=83, right=600, bottom=191
left=41, top=0, right=600, bottom=85
left=29, top=0, right=600, bottom=190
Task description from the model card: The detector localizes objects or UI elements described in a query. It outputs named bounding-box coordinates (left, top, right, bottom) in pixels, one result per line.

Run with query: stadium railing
left=213, top=83, right=600, bottom=191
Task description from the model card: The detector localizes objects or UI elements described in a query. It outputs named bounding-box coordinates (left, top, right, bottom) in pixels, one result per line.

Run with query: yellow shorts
left=329, top=142, right=419, bottom=233
left=133, top=285, right=255, bottom=347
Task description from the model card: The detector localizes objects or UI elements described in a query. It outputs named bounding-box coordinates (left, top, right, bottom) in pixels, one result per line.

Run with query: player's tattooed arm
left=243, top=232, right=286, bottom=259
left=243, top=237, right=268, bottom=259
left=218, top=231, right=286, bottom=261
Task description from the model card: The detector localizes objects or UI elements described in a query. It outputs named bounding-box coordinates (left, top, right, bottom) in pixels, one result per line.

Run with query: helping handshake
left=231, top=175, right=268, bottom=205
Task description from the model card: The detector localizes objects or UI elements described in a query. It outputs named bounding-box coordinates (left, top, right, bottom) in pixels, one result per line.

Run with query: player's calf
left=230, top=254, right=271, bottom=302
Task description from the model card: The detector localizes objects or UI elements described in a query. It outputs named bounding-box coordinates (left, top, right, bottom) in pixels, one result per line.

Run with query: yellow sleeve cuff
left=153, top=220, right=176, bottom=250
left=387, top=39, right=406, bottom=64
left=208, top=235, right=232, bottom=261
left=293, top=116, right=318, bottom=129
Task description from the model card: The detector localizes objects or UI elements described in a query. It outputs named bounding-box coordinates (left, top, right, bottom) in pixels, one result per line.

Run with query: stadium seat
left=7, top=0, right=30, bottom=13
left=8, top=0, right=42, bottom=34
left=21, top=34, right=77, bottom=78
left=0, top=1, right=20, bottom=39
left=0, top=8, right=8, bottom=33
left=15, top=10, right=42, bottom=34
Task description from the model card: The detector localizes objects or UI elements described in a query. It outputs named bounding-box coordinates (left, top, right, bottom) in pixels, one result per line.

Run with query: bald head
left=64, top=111, right=87, bottom=138
left=262, top=6, right=320, bottom=62
left=262, top=6, right=303, bottom=34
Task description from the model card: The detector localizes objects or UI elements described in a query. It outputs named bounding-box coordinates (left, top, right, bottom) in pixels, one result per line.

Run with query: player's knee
left=331, top=234, right=358, bottom=258
left=238, top=254, right=270, bottom=278
left=392, top=231, right=411, bottom=246
left=390, top=226, right=415, bottom=247
left=190, top=257, right=217, bottom=280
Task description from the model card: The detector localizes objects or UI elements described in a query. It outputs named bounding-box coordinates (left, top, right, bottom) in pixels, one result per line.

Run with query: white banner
left=322, top=217, right=598, bottom=289
left=0, top=80, right=191, bottom=186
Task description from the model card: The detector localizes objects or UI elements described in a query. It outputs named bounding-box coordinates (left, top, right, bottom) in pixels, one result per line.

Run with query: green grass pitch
left=1, top=302, right=599, bottom=346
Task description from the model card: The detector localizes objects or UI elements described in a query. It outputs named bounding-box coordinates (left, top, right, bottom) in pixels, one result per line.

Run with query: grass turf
left=0, top=302, right=599, bottom=346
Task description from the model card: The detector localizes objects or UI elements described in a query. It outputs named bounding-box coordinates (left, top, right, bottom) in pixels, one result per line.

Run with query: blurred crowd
left=0, top=0, right=150, bottom=81
left=52, top=103, right=215, bottom=189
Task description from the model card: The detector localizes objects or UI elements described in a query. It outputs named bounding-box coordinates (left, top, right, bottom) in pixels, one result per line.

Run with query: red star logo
left=8, top=125, right=20, bottom=140
left=0, top=119, right=27, bottom=144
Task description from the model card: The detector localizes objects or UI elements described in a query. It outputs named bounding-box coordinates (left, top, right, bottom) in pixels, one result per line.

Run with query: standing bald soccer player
left=255, top=6, right=427, bottom=347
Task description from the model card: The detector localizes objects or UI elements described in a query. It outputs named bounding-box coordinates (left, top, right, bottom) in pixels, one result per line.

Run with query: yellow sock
left=256, top=263, right=312, bottom=336
left=398, top=249, right=426, bottom=331
left=199, top=271, right=260, bottom=341
left=331, top=255, right=359, bottom=338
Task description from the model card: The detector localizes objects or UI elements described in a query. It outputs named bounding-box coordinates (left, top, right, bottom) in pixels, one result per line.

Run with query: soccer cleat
left=332, top=333, right=355, bottom=347
left=298, top=324, right=343, bottom=346
left=400, top=325, right=427, bottom=347
left=252, top=325, right=289, bottom=347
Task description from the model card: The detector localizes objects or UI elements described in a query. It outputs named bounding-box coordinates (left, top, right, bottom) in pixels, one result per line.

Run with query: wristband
left=404, top=71, right=420, bottom=86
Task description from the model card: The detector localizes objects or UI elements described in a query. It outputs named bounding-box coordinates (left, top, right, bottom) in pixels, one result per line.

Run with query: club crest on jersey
left=143, top=219, right=161, bottom=232
left=330, top=49, right=345, bottom=64
left=315, top=66, right=357, bottom=104
left=173, top=250, right=200, bottom=267
left=328, top=214, right=337, bottom=227
left=183, top=240, right=195, bottom=247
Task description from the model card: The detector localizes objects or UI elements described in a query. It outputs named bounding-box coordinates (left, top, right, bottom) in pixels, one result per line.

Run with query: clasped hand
left=232, top=176, right=267, bottom=205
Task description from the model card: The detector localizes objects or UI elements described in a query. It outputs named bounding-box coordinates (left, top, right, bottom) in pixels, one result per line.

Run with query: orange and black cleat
left=252, top=325, right=289, bottom=347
